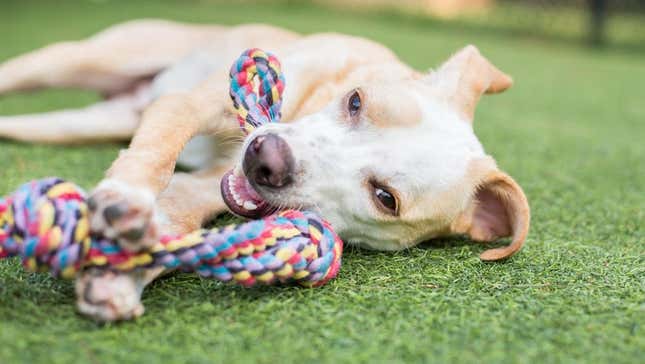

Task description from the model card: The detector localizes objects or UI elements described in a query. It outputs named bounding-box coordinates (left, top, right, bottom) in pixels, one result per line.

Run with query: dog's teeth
left=243, top=201, right=257, bottom=210
left=233, top=192, right=243, bottom=206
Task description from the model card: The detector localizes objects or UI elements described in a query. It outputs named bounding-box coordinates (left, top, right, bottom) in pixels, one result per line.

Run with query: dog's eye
left=347, top=90, right=362, bottom=118
left=370, top=181, right=399, bottom=215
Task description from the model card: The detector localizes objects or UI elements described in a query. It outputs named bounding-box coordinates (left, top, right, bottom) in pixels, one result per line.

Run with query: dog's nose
left=243, top=133, right=295, bottom=188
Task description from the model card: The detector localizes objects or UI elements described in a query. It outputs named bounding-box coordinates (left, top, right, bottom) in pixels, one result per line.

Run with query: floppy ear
left=452, top=171, right=530, bottom=261
left=428, top=45, right=513, bottom=121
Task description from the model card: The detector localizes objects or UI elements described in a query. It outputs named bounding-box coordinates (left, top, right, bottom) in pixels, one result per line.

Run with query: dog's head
left=222, top=45, right=529, bottom=260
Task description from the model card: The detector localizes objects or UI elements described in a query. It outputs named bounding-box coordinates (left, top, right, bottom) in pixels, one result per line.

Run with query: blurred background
left=314, top=0, right=645, bottom=49
left=3, top=0, right=645, bottom=51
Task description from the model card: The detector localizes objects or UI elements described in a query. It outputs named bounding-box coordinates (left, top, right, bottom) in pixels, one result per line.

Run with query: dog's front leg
left=75, top=267, right=162, bottom=322
left=88, top=70, right=237, bottom=251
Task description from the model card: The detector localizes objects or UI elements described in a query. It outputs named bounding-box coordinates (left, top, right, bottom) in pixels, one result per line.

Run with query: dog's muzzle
left=243, top=133, right=295, bottom=189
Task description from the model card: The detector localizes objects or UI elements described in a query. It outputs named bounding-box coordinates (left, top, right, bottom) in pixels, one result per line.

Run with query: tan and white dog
left=0, top=20, right=529, bottom=321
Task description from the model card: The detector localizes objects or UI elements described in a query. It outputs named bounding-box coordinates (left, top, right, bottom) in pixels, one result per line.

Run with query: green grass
left=1, top=1, right=643, bottom=363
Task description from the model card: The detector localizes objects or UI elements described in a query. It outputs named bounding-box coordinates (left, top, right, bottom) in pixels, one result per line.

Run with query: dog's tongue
left=220, top=167, right=275, bottom=218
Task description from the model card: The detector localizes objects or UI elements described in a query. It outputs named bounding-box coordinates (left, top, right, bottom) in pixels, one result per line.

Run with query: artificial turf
left=0, top=1, right=643, bottom=363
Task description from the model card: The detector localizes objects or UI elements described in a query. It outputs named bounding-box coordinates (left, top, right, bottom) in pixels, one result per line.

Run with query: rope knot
left=0, top=177, right=91, bottom=277
left=229, top=48, right=285, bottom=134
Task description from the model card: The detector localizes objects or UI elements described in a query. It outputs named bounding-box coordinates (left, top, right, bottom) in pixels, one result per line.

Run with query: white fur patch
left=237, top=84, right=488, bottom=250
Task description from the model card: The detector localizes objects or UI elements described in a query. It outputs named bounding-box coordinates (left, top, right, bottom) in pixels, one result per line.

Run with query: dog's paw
left=75, top=270, right=145, bottom=322
left=88, top=179, right=160, bottom=252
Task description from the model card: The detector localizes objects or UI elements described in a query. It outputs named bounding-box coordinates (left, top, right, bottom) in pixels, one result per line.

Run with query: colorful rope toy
left=0, top=49, right=343, bottom=287
left=229, top=48, right=285, bottom=132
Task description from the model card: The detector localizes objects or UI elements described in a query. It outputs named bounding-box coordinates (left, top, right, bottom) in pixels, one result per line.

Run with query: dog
left=0, top=20, right=529, bottom=321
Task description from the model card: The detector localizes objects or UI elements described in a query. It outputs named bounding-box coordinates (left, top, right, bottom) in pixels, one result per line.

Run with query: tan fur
left=451, top=169, right=530, bottom=260
left=426, top=45, right=513, bottom=120
left=0, top=20, right=226, bottom=95
left=157, top=167, right=231, bottom=234
left=364, top=83, right=423, bottom=127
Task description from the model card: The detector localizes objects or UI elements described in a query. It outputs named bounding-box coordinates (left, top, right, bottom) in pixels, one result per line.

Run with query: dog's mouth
left=220, top=166, right=278, bottom=219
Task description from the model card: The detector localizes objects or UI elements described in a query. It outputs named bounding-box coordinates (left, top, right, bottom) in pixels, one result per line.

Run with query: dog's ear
left=427, top=45, right=513, bottom=121
left=452, top=170, right=530, bottom=261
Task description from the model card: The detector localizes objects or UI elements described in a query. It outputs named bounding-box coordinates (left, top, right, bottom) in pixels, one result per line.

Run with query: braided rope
left=0, top=49, right=343, bottom=287
left=229, top=48, right=285, bottom=134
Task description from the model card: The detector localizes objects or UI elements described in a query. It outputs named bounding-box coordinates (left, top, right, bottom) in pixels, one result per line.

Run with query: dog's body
left=0, top=20, right=529, bottom=321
